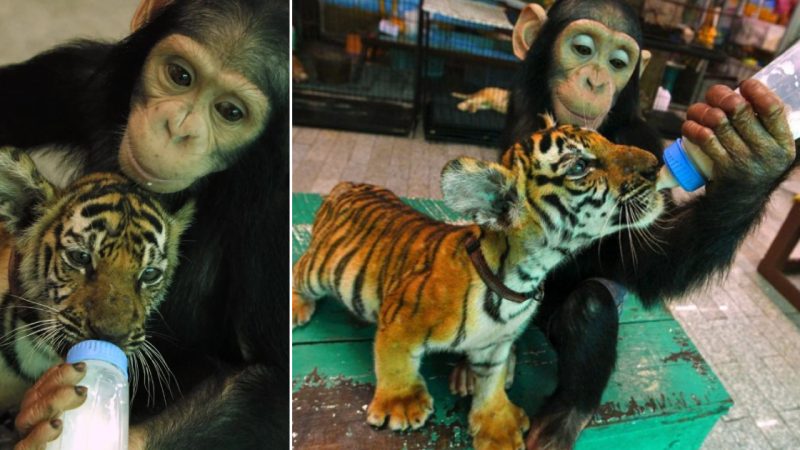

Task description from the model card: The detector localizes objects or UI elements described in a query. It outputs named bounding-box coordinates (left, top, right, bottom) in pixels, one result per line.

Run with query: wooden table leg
left=758, top=198, right=800, bottom=310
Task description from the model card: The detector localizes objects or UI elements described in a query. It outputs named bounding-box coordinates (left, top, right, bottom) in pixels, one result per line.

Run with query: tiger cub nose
left=88, top=322, right=128, bottom=345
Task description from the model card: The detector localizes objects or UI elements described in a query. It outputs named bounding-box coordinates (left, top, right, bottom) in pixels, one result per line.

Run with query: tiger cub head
left=0, top=148, right=194, bottom=355
left=441, top=115, right=664, bottom=249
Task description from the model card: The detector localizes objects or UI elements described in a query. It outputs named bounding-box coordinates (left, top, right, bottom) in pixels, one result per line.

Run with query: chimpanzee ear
left=639, top=50, right=652, bottom=78
left=441, top=157, right=520, bottom=229
left=513, top=3, right=548, bottom=60
left=0, top=148, right=57, bottom=235
left=131, top=0, right=174, bottom=32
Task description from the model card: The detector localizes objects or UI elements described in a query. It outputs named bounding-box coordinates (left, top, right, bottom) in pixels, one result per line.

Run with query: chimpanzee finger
left=687, top=102, right=725, bottom=128
left=687, top=103, right=750, bottom=167
left=15, top=385, right=87, bottom=436
left=681, top=120, right=731, bottom=170
left=13, top=419, right=62, bottom=450
left=21, top=363, right=85, bottom=411
left=721, top=100, right=777, bottom=160
left=740, top=79, right=795, bottom=152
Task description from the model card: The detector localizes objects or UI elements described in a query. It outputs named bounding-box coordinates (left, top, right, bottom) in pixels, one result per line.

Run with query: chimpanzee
left=2, top=0, right=289, bottom=448
left=453, top=0, right=796, bottom=448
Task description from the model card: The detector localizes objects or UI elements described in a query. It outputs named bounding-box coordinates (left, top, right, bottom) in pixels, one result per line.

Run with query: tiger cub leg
left=367, top=289, right=433, bottom=431
left=449, top=345, right=516, bottom=397
left=468, top=342, right=529, bottom=450
left=291, top=252, right=322, bottom=328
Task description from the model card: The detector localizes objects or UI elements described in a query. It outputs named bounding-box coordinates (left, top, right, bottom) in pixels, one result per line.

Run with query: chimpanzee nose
left=586, top=77, right=605, bottom=92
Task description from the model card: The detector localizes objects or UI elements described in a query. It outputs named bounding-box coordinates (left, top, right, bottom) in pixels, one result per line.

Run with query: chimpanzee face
left=549, top=19, right=639, bottom=130
left=120, top=34, right=269, bottom=193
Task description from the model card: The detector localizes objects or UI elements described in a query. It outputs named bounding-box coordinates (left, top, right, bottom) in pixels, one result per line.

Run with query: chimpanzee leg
left=527, top=279, right=619, bottom=450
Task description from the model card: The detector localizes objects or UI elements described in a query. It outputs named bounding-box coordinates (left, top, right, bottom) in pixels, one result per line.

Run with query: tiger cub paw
left=450, top=352, right=516, bottom=397
left=469, top=402, right=529, bottom=450
left=292, top=291, right=316, bottom=328
left=449, top=359, right=476, bottom=397
left=366, top=384, right=433, bottom=431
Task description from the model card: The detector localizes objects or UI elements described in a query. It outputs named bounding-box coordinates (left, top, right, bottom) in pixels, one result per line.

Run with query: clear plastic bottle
left=657, top=39, right=800, bottom=191
left=46, top=340, right=129, bottom=450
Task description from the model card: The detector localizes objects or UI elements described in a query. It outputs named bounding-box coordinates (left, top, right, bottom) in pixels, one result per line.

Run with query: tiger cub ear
left=441, top=157, right=519, bottom=229
left=168, top=199, right=195, bottom=242
left=0, top=147, right=57, bottom=234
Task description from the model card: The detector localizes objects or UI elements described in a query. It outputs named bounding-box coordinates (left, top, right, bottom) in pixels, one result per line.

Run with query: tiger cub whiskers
left=0, top=148, right=194, bottom=411
left=292, top=115, right=664, bottom=449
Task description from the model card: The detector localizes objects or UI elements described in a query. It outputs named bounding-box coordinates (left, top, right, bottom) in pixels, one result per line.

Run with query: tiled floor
left=293, top=125, right=800, bottom=449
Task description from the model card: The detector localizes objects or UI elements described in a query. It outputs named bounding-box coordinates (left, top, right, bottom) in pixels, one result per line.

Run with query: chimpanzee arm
left=593, top=161, right=795, bottom=307
left=592, top=82, right=797, bottom=307
left=133, top=365, right=288, bottom=449
left=0, top=42, right=112, bottom=147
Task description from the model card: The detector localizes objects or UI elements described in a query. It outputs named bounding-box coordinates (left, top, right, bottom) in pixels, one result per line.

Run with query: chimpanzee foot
left=525, top=406, right=592, bottom=450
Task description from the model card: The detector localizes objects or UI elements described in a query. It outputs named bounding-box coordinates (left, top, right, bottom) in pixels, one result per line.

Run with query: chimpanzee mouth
left=555, top=98, right=603, bottom=125
left=121, top=137, right=171, bottom=184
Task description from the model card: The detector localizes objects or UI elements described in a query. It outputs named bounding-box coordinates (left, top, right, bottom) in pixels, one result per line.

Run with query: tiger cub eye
left=66, top=250, right=92, bottom=267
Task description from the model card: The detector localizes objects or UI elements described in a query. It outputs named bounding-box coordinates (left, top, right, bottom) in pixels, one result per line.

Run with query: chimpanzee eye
left=574, top=45, right=592, bottom=56
left=216, top=101, right=245, bottom=122
left=139, top=267, right=163, bottom=284
left=566, top=159, right=590, bottom=178
left=572, top=34, right=595, bottom=57
left=66, top=250, right=92, bottom=267
left=167, top=63, right=192, bottom=87
left=609, top=50, right=630, bottom=70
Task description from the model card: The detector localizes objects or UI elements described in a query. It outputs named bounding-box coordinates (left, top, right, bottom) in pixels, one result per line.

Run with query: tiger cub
left=452, top=87, right=509, bottom=114
left=0, top=148, right=194, bottom=411
left=292, top=116, right=664, bottom=449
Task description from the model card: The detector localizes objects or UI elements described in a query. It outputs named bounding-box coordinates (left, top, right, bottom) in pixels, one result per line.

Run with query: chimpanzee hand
left=13, top=363, right=86, bottom=450
left=682, top=79, right=795, bottom=191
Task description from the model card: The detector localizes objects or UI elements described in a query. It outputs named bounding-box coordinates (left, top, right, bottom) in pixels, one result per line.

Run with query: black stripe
left=81, top=203, right=120, bottom=218
left=411, top=230, right=448, bottom=316
left=470, top=360, right=504, bottom=369
left=528, top=200, right=555, bottom=230
left=139, top=211, right=164, bottom=234
left=539, top=134, right=551, bottom=153
left=554, top=136, right=565, bottom=152
left=576, top=193, right=606, bottom=209
left=483, top=289, right=504, bottom=323
left=351, top=209, right=414, bottom=318
left=141, top=231, right=158, bottom=246
left=311, top=198, right=391, bottom=289
left=451, top=283, right=470, bottom=348
left=543, top=194, right=578, bottom=226
left=508, top=298, right=537, bottom=320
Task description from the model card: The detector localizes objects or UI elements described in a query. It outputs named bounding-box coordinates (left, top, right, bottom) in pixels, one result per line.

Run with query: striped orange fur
left=0, top=147, right=194, bottom=410
left=292, top=117, right=664, bottom=449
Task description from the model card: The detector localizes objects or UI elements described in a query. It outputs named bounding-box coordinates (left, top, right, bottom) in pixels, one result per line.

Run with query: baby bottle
left=46, top=340, right=129, bottom=450
left=657, top=39, right=800, bottom=191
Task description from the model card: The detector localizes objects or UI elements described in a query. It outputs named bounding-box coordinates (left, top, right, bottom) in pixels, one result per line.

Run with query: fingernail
left=75, top=386, right=87, bottom=396
left=50, top=419, right=62, bottom=429
left=73, top=362, right=86, bottom=372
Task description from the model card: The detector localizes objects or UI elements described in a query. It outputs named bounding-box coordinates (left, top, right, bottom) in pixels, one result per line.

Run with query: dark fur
left=505, top=0, right=661, bottom=156
left=0, top=0, right=288, bottom=447
left=506, top=0, right=798, bottom=446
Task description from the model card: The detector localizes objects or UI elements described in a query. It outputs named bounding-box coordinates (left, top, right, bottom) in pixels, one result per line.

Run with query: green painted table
left=292, top=193, right=732, bottom=450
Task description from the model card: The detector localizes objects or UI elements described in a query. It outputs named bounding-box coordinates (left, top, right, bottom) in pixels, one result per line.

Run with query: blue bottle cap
left=66, top=340, right=128, bottom=378
left=663, top=138, right=706, bottom=192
